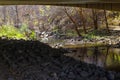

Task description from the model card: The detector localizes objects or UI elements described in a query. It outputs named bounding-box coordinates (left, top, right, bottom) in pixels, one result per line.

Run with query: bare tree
left=64, top=7, right=82, bottom=37
left=14, top=5, right=21, bottom=28
left=92, top=9, right=98, bottom=30
left=103, top=9, right=110, bottom=33
left=2, top=6, right=7, bottom=25
left=78, top=8, right=87, bottom=33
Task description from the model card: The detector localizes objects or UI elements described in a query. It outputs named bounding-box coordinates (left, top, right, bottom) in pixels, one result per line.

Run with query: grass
left=0, top=25, right=36, bottom=40
left=82, top=29, right=110, bottom=40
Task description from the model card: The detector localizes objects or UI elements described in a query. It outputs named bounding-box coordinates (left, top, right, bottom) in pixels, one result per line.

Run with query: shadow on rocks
left=0, top=39, right=119, bottom=80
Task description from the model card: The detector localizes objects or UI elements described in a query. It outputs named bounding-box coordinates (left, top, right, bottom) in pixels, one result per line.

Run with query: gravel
left=0, top=39, right=119, bottom=80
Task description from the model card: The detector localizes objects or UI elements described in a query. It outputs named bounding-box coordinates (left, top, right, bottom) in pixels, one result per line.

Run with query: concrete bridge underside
left=0, top=0, right=120, bottom=11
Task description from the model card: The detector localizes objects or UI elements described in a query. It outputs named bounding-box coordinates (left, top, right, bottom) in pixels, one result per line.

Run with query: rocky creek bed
left=55, top=30, right=120, bottom=48
left=0, top=39, right=119, bottom=80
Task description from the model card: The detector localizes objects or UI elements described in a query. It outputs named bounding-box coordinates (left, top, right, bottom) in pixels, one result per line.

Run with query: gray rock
left=99, top=77, right=107, bottom=80
left=107, top=71, right=115, bottom=80
left=8, top=77, right=14, bottom=80
left=76, top=76, right=83, bottom=80
left=80, top=71, right=89, bottom=77
left=68, top=72, right=75, bottom=79
left=60, top=72, right=66, bottom=77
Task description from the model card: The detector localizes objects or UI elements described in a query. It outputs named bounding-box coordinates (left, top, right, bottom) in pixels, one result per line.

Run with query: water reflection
left=64, top=45, right=120, bottom=72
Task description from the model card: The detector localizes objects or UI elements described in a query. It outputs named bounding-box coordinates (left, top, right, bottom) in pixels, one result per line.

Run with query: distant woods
left=0, top=5, right=119, bottom=39
left=63, top=7, right=113, bottom=36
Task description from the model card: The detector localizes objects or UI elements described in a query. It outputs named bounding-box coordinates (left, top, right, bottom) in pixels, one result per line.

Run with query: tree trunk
left=92, top=9, right=98, bottom=30
left=2, top=6, right=7, bottom=25
left=64, top=7, right=82, bottom=37
left=78, top=8, right=87, bottom=34
left=103, top=9, right=110, bottom=33
left=15, top=5, right=20, bottom=28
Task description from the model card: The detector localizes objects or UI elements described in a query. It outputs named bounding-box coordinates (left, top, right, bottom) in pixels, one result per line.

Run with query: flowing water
left=64, top=44, right=120, bottom=72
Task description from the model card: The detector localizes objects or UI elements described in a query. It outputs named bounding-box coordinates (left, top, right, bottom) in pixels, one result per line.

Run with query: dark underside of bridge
left=0, top=0, right=120, bottom=11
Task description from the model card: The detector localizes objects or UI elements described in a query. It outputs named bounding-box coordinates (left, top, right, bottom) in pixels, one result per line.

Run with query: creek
left=63, top=44, right=120, bottom=72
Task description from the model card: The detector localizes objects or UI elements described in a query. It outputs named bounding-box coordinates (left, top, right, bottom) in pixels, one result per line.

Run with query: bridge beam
left=0, top=0, right=120, bottom=11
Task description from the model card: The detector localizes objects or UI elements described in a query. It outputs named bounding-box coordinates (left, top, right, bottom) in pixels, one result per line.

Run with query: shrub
left=0, top=25, right=27, bottom=39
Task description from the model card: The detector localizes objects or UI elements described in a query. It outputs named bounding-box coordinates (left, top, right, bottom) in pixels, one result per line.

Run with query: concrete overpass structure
left=0, top=0, right=120, bottom=11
